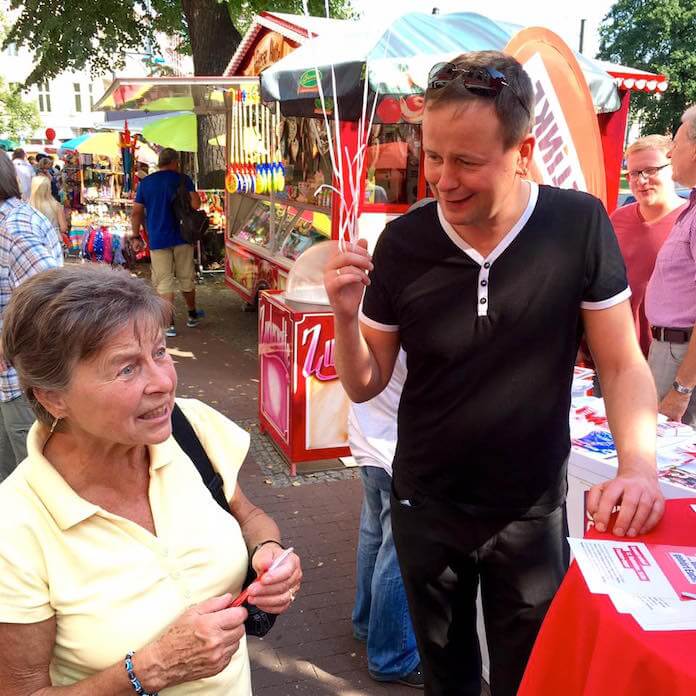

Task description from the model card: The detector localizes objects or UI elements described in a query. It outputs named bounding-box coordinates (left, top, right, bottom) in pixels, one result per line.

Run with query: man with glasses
left=324, top=51, right=663, bottom=696
left=645, top=105, right=696, bottom=426
left=611, top=136, right=686, bottom=356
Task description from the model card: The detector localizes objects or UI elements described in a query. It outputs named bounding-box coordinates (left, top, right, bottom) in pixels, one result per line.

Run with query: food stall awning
left=593, top=60, right=668, bottom=93
left=261, top=11, right=623, bottom=118
left=93, top=76, right=258, bottom=114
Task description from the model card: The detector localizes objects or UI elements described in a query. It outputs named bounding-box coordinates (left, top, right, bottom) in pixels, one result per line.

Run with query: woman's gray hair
left=682, top=105, right=696, bottom=143
left=0, top=150, right=21, bottom=201
left=2, top=265, right=170, bottom=425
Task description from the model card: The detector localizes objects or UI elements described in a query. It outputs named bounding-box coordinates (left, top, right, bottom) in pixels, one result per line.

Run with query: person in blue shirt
left=132, top=148, right=202, bottom=337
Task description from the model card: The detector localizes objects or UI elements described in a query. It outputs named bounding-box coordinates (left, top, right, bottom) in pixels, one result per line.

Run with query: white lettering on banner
left=523, top=52, right=587, bottom=193
left=259, top=304, right=290, bottom=370
left=670, top=552, right=696, bottom=584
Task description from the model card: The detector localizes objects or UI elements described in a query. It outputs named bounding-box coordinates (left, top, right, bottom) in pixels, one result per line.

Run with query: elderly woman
left=0, top=264, right=302, bottom=695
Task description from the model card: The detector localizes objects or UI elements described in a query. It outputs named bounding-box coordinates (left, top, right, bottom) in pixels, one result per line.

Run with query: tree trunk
left=181, top=0, right=242, bottom=188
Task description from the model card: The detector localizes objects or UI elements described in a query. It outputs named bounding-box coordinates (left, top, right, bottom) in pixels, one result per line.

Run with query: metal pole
left=579, top=19, right=587, bottom=54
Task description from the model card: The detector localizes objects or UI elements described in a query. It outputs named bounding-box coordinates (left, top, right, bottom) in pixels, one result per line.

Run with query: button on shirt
left=0, top=198, right=63, bottom=401
left=645, top=189, right=696, bottom=328
left=0, top=398, right=252, bottom=695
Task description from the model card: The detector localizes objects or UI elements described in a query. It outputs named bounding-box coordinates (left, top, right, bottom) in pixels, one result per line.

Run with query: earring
left=49, top=416, right=60, bottom=435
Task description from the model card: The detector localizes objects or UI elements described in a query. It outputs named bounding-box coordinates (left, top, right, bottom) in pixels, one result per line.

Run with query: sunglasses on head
left=427, top=63, right=531, bottom=118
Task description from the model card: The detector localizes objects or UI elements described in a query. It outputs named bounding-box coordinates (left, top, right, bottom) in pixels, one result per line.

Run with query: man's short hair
left=12, top=148, right=26, bottom=160
left=158, top=148, right=180, bottom=168
left=681, top=105, right=696, bottom=143
left=424, top=50, right=534, bottom=149
left=625, top=134, right=672, bottom=158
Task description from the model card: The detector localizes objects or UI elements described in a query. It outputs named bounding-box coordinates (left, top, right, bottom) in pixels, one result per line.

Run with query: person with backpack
left=132, top=148, right=203, bottom=337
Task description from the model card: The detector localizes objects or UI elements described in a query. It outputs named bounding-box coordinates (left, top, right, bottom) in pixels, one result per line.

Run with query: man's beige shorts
left=150, top=244, right=195, bottom=294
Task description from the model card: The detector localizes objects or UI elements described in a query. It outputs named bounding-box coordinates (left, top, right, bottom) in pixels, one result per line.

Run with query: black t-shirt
left=361, top=184, right=629, bottom=516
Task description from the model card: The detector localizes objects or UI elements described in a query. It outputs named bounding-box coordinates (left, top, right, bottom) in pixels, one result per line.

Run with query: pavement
left=165, top=271, right=489, bottom=695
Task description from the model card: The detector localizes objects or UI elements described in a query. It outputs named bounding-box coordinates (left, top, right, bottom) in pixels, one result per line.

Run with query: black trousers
left=391, top=492, right=568, bottom=696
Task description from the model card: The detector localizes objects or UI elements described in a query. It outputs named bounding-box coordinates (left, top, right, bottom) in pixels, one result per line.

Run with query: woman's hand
left=247, top=544, right=303, bottom=614
left=323, top=239, right=373, bottom=322
left=136, top=594, right=247, bottom=691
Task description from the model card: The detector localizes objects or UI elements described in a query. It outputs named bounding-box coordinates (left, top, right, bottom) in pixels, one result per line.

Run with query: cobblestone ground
left=160, top=270, right=489, bottom=695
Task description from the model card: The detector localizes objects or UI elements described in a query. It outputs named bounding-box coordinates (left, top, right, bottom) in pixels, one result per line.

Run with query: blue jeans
left=353, top=465, right=419, bottom=679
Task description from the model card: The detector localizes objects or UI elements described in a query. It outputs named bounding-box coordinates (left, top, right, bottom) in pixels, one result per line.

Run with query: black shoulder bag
left=171, top=175, right=209, bottom=244
left=171, top=403, right=277, bottom=637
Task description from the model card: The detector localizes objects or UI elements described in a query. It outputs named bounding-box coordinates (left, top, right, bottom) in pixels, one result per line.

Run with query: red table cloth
left=519, top=498, right=696, bottom=696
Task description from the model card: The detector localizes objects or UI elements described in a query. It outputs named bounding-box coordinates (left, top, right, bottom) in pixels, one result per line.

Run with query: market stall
left=253, top=11, right=667, bottom=470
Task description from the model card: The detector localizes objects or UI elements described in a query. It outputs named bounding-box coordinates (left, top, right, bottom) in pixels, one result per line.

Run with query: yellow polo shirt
left=0, top=398, right=253, bottom=695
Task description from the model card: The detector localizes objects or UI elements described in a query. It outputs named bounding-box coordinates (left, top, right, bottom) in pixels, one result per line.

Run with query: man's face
left=669, top=123, right=696, bottom=188
left=626, top=148, right=674, bottom=208
left=422, top=99, right=526, bottom=230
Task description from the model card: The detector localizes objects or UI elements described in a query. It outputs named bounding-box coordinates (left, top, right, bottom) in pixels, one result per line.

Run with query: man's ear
left=32, top=387, right=67, bottom=421
left=517, top=134, right=536, bottom=177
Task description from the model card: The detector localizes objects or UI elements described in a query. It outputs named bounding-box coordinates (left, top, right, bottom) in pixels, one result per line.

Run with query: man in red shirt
left=611, top=135, right=686, bottom=355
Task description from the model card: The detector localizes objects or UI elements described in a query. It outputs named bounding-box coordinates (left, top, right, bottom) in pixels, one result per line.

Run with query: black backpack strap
left=171, top=403, right=229, bottom=513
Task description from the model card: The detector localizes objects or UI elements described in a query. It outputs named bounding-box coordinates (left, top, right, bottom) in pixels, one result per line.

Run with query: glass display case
left=233, top=199, right=330, bottom=262
left=274, top=117, right=334, bottom=209
left=363, top=124, right=422, bottom=206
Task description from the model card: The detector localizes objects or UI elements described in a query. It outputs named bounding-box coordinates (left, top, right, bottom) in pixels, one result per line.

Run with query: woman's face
left=58, top=320, right=177, bottom=447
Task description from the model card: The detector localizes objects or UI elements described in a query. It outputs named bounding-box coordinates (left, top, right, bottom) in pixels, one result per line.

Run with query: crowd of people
left=0, top=46, right=693, bottom=695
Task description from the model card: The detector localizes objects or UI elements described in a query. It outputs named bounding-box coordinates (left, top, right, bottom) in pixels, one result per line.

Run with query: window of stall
left=363, top=124, right=422, bottom=211
left=276, top=117, right=334, bottom=210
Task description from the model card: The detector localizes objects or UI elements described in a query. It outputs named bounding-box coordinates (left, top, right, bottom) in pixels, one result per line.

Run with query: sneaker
left=186, top=316, right=199, bottom=328
left=165, top=325, right=177, bottom=338
left=369, top=663, right=424, bottom=690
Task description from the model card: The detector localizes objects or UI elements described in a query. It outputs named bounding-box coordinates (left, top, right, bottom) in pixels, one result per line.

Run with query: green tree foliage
left=4, top=0, right=356, bottom=85
left=0, top=78, right=41, bottom=141
left=598, top=0, right=696, bottom=136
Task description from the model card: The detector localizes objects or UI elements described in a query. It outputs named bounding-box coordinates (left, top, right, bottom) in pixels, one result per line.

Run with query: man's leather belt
left=651, top=326, right=693, bottom=343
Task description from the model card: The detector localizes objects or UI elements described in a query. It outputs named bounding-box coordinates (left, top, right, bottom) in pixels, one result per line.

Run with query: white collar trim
left=436, top=181, right=539, bottom=266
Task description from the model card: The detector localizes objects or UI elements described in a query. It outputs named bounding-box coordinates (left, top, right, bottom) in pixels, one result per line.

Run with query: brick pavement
left=168, top=275, right=489, bottom=695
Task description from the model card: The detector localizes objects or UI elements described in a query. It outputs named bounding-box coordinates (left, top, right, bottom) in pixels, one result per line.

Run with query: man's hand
left=658, top=389, right=691, bottom=423
left=324, top=239, right=373, bottom=323
left=587, top=470, right=664, bottom=537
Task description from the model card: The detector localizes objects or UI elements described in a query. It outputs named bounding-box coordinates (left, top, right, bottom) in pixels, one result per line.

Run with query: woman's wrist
left=249, top=539, right=285, bottom=564
left=130, top=644, right=167, bottom=694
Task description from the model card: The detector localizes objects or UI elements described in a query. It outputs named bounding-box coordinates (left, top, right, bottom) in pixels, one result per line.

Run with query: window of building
left=5, top=43, right=18, bottom=57
left=89, top=83, right=94, bottom=110
left=74, top=83, right=82, bottom=112
left=38, top=82, right=52, bottom=112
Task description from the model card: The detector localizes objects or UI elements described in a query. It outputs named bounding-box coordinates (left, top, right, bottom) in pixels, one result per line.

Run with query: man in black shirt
left=325, top=51, right=663, bottom=696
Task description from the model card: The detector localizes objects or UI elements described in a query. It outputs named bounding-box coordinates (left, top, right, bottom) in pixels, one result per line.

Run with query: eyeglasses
left=427, top=63, right=531, bottom=118
left=626, top=163, right=671, bottom=181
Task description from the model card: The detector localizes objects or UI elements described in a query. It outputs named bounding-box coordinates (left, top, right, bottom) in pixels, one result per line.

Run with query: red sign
left=45, top=127, right=56, bottom=143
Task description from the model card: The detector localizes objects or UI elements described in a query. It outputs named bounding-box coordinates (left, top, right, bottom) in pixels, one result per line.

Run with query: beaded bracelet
left=125, top=651, right=158, bottom=696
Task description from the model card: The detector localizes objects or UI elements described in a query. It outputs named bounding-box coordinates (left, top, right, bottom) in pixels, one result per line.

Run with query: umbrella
left=142, top=112, right=198, bottom=152
left=261, top=11, right=620, bottom=120
left=59, top=132, right=158, bottom=164
left=0, top=139, right=19, bottom=151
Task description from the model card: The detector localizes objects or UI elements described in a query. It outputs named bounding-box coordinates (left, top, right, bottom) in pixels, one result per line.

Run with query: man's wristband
left=125, top=651, right=158, bottom=696
left=250, top=539, right=286, bottom=563
left=672, top=380, right=694, bottom=395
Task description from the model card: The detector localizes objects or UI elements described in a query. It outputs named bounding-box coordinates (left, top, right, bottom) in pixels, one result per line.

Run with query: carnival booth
left=57, top=129, right=158, bottom=261
left=250, top=11, right=667, bottom=470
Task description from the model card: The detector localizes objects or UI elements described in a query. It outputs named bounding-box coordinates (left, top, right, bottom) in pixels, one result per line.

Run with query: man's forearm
left=601, top=360, right=657, bottom=476
left=131, top=211, right=144, bottom=237
left=674, top=325, right=696, bottom=388
left=334, top=317, right=384, bottom=403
